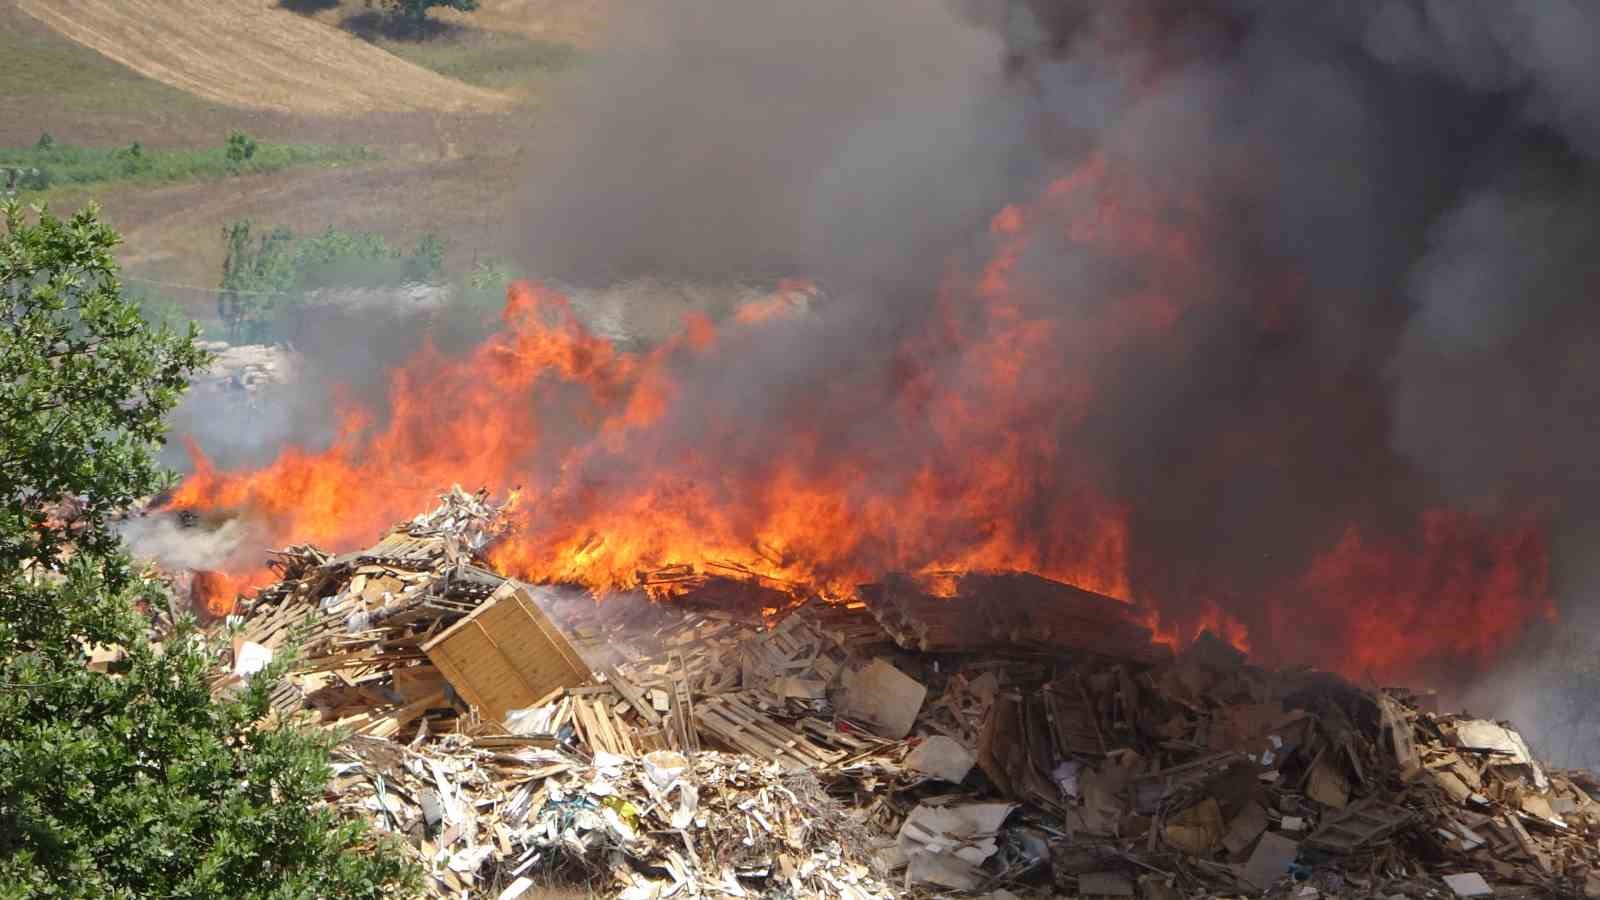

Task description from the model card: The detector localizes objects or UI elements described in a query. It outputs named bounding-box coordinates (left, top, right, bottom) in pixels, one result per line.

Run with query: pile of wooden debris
left=209, top=490, right=1600, bottom=899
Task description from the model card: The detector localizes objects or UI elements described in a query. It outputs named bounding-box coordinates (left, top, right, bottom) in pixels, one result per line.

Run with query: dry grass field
left=16, top=0, right=514, bottom=115
left=1, top=0, right=606, bottom=315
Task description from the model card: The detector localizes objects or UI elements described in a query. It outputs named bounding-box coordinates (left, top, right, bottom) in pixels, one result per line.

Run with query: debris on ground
left=204, top=489, right=1600, bottom=898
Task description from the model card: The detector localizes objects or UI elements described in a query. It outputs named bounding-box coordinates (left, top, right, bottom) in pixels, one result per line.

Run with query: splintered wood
left=210, top=493, right=1600, bottom=899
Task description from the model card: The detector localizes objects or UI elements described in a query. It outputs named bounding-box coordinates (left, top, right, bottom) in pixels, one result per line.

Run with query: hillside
left=16, top=0, right=512, bottom=115
left=2, top=0, right=581, bottom=296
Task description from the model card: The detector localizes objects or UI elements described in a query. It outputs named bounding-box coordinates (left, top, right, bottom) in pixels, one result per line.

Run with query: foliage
left=468, top=257, right=511, bottom=292
left=127, top=288, right=195, bottom=333
left=226, top=130, right=258, bottom=163
left=0, top=134, right=373, bottom=192
left=0, top=201, right=207, bottom=580
left=219, top=221, right=447, bottom=343
left=0, top=201, right=418, bottom=898
left=367, top=0, right=479, bottom=27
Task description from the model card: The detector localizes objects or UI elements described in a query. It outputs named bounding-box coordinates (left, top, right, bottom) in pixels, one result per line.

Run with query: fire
left=189, top=568, right=273, bottom=618
left=1284, top=511, right=1553, bottom=680
left=1145, top=601, right=1253, bottom=656
left=169, top=153, right=1554, bottom=680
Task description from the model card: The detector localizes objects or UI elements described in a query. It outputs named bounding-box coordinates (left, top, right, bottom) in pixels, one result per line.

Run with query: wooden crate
left=421, top=583, right=592, bottom=723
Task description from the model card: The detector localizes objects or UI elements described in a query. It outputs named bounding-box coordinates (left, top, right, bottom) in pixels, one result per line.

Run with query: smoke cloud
left=513, top=0, right=1600, bottom=739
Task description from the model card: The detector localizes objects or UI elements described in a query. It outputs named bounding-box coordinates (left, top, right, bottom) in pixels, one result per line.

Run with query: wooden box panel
left=422, top=583, right=592, bottom=723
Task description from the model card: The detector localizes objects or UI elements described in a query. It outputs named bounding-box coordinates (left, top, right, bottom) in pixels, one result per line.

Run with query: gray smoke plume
left=509, top=0, right=1600, bottom=761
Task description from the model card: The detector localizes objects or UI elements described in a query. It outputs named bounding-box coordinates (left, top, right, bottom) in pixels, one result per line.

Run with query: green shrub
left=219, top=220, right=447, bottom=343
left=0, top=134, right=373, bottom=191
left=0, top=201, right=419, bottom=896
left=225, top=130, right=258, bottom=163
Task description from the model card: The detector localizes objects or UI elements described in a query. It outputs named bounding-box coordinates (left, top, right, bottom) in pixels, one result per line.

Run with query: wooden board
left=422, top=584, right=592, bottom=723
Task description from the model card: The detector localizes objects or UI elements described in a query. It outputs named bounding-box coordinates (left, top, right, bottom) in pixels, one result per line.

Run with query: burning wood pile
left=208, top=491, right=1600, bottom=899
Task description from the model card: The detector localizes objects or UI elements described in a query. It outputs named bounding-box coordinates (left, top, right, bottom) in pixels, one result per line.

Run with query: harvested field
left=17, top=0, right=513, bottom=115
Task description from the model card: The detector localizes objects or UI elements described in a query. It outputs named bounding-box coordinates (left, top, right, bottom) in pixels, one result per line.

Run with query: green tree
left=226, top=130, right=259, bottom=164
left=0, top=201, right=418, bottom=898
left=368, top=0, right=479, bottom=28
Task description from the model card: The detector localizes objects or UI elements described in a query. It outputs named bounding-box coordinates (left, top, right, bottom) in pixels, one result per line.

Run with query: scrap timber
left=204, top=490, right=1600, bottom=899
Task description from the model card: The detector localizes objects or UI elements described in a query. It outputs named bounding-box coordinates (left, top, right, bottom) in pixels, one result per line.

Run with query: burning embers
left=166, top=155, right=1554, bottom=683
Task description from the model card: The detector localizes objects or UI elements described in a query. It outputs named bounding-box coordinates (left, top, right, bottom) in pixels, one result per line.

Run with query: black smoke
left=515, top=0, right=1600, bottom=727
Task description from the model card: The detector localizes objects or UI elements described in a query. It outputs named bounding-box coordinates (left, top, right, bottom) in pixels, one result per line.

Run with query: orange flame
left=1282, top=510, right=1553, bottom=680
left=189, top=568, right=272, bottom=618
left=169, top=155, right=1553, bottom=680
left=1144, top=600, right=1253, bottom=656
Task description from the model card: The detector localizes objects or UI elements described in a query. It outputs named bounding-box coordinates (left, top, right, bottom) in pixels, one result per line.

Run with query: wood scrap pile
left=213, top=487, right=553, bottom=741
left=209, top=497, right=1600, bottom=899
left=326, top=737, right=891, bottom=899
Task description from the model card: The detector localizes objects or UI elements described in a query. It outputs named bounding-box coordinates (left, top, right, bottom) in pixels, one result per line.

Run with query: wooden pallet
left=693, top=694, right=842, bottom=768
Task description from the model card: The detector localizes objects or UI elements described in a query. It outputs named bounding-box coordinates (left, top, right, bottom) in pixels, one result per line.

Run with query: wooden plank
left=428, top=643, right=487, bottom=714
left=588, top=697, right=621, bottom=755
left=508, top=587, right=591, bottom=677
left=669, top=650, right=699, bottom=754
left=604, top=666, right=663, bottom=727
left=363, top=689, right=448, bottom=738
left=569, top=693, right=598, bottom=752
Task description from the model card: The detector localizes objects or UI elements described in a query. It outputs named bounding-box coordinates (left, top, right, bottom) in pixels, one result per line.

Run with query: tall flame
left=170, top=154, right=1552, bottom=681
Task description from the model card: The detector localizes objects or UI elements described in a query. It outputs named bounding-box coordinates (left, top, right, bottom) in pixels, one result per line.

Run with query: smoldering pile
left=202, top=490, right=1600, bottom=899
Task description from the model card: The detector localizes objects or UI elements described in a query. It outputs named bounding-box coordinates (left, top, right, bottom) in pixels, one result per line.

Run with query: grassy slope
left=14, top=0, right=511, bottom=115
left=1, top=0, right=580, bottom=314
left=0, top=3, right=247, bottom=147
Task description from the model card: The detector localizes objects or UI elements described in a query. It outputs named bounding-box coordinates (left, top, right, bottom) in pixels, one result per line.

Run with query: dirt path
left=17, top=0, right=513, bottom=115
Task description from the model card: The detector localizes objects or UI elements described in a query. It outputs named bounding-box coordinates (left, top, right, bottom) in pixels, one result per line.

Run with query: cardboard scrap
left=1442, top=871, right=1494, bottom=897
left=905, top=850, right=982, bottom=891
left=840, top=658, right=928, bottom=739
left=898, top=801, right=1016, bottom=865
left=1223, top=800, right=1269, bottom=856
left=1240, top=832, right=1299, bottom=890
left=1454, top=720, right=1548, bottom=790
left=904, top=734, right=976, bottom=783
left=1434, top=770, right=1474, bottom=805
